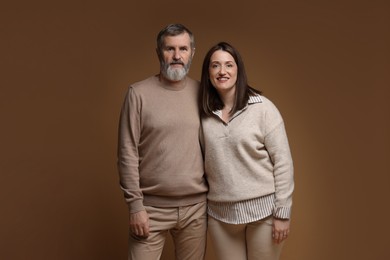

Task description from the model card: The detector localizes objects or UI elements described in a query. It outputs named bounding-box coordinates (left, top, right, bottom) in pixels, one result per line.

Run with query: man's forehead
left=163, top=33, right=191, bottom=47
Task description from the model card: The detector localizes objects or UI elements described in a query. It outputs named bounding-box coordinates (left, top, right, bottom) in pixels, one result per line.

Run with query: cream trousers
left=208, top=215, right=284, bottom=260
left=128, top=202, right=207, bottom=260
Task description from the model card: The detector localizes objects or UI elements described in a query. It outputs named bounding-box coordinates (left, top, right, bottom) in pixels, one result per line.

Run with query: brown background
left=1, top=0, right=389, bottom=259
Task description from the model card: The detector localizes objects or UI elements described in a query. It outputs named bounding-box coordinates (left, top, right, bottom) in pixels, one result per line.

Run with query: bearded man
left=117, top=24, right=208, bottom=260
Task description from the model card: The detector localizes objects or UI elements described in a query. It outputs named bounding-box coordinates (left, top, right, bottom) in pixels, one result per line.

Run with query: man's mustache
left=170, top=61, right=184, bottom=66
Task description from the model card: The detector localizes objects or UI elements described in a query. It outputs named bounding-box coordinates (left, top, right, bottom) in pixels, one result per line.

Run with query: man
left=117, top=24, right=208, bottom=260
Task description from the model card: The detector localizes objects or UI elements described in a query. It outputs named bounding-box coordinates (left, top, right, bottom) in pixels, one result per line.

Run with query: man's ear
left=192, top=48, right=196, bottom=58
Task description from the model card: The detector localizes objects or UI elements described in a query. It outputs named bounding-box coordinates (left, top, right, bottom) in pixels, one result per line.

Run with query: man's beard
left=161, top=60, right=192, bottom=81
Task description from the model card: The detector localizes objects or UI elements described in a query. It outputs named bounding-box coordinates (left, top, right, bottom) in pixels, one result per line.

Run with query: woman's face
left=208, top=50, right=237, bottom=94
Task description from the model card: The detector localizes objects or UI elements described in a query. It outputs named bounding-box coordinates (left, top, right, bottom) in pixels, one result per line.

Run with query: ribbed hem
left=143, top=193, right=207, bottom=208
left=207, top=194, right=275, bottom=224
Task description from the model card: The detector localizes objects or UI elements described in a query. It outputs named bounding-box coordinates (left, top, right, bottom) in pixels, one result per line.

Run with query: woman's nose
left=219, top=66, right=226, bottom=74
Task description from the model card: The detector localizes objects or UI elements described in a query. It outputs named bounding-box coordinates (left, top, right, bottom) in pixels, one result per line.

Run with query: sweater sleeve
left=264, top=105, right=294, bottom=219
left=117, top=86, right=145, bottom=213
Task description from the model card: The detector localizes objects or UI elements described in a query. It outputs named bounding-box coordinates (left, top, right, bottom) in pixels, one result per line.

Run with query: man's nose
left=173, top=50, right=181, bottom=60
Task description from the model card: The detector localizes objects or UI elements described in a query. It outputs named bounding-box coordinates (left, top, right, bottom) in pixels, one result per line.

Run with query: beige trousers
left=128, top=201, right=207, bottom=260
left=208, top=215, right=284, bottom=260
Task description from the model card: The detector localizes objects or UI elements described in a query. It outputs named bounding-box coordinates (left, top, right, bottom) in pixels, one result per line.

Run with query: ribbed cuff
left=273, top=206, right=291, bottom=219
left=128, top=199, right=145, bottom=214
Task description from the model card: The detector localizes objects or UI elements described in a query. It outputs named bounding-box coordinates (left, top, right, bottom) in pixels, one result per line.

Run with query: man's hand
left=272, top=218, right=290, bottom=244
left=129, top=210, right=150, bottom=238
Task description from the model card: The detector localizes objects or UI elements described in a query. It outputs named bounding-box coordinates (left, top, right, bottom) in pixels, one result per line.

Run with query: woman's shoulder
left=250, top=93, right=275, bottom=108
left=251, top=94, right=283, bottom=118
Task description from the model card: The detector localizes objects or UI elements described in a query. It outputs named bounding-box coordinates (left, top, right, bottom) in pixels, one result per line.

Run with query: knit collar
left=212, top=94, right=263, bottom=119
left=248, top=93, right=263, bottom=104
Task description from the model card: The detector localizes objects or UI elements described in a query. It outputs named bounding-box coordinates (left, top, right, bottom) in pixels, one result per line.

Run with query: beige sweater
left=201, top=95, right=294, bottom=213
left=117, top=75, right=208, bottom=213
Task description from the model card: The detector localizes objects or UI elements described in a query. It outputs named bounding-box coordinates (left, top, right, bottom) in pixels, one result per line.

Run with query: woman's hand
left=272, top=218, right=290, bottom=244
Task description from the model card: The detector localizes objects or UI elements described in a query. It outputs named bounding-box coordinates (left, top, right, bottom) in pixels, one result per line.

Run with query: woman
left=200, top=42, right=294, bottom=260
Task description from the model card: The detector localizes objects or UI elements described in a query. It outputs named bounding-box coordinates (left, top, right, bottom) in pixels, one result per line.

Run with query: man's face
left=159, top=32, right=194, bottom=82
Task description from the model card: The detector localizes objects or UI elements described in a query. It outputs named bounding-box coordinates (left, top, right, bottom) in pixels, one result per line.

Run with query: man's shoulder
left=130, top=75, right=159, bottom=90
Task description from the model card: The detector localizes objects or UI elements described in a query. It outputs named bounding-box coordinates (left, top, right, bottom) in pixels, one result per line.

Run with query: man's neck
left=159, top=74, right=187, bottom=89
